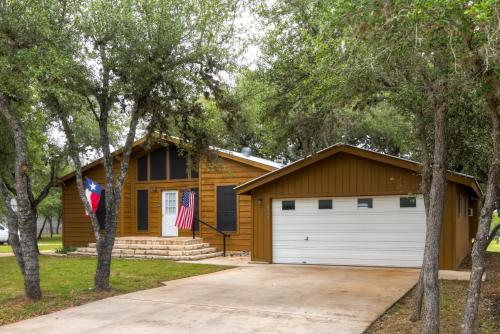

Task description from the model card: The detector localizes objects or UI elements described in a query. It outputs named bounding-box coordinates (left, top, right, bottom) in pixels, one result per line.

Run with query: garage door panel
left=274, top=240, right=425, bottom=248
left=274, top=233, right=425, bottom=242
left=272, top=256, right=422, bottom=267
left=272, top=196, right=426, bottom=267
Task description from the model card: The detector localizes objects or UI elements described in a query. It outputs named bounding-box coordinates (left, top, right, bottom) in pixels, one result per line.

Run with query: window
left=318, top=199, right=333, bottom=210
left=96, top=189, right=106, bottom=230
left=217, top=185, right=237, bottom=232
left=0, top=225, right=4, bottom=230
left=400, top=197, right=417, bottom=208
left=357, top=198, right=373, bottom=209
left=137, top=155, right=148, bottom=181
left=150, top=148, right=167, bottom=180
left=191, top=166, right=199, bottom=179
left=282, top=200, right=295, bottom=210
left=192, top=188, right=200, bottom=231
left=169, top=146, right=188, bottom=179
left=137, top=190, right=149, bottom=231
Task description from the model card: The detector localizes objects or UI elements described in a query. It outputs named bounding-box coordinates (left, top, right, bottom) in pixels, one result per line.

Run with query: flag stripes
left=175, top=191, right=195, bottom=229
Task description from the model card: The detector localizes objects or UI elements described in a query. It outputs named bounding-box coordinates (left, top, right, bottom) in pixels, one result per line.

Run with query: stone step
left=113, top=237, right=204, bottom=246
left=77, top=246, right=218, bottom=257
left=70, top=251, right=224, bottom=261
left=88, top=242, right=211, bottom=251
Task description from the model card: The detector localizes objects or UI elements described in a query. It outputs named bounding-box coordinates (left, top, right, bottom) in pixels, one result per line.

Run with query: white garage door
left=272, top=196, right=426, bottom=267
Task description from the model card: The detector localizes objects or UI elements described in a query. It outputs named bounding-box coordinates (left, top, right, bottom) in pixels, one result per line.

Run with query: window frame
left=400, top=196, right=417, bottom=208
left=169, top=145, right=188, bottom=180
left=357, top=198, right=373, bottom=209
left=318, top=199, right=333, bottom=210
left=136, top=154, right=149, bottom=181
left=149, top=147, right=167, bottom=181
left=282, top=200, right=296, bottom=211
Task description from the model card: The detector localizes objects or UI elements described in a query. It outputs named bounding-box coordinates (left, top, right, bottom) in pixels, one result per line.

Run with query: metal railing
left=192, top=218, right=230, bottom=257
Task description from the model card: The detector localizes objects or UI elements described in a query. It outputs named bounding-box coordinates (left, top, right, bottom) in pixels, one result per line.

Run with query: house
left=60, top=137, right=282, bottom=253
left=235, top=144, right=481, bottom=270
left=61, top=140, right=480, bottom=270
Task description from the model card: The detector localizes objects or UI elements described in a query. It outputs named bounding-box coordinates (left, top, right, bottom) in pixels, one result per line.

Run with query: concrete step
left=113, top=237, right=204, bottom=246
left=77, top=246, right=218, bottom=257
left=88, top=242, right=211, bottom=251
left=70, top=251, right=224, bottom=261
left=75, top=237, right=221, bottom=261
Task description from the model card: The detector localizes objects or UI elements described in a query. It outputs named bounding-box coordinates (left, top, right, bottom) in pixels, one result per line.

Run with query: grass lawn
left=0, top=235, right=62, bottom=253
left=488, top=241, right=500, bottom=252
left=366, top=252, right=500, bottom=333
left=0, top=255, right=229, bottom=325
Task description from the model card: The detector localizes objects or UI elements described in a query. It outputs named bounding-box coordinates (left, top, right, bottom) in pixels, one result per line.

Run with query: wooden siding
left=250, top=152, right=471, bottom=270
left=62, top=146, right=271, bottom=249
left=197, top=157, right=269, bottom=251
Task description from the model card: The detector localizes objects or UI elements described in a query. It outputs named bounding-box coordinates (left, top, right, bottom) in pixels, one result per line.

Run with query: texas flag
left=85, top=178, right=102, bottom=215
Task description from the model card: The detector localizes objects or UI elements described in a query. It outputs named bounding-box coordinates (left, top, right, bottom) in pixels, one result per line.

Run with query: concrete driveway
left=0, top=265, right=418, bottom=334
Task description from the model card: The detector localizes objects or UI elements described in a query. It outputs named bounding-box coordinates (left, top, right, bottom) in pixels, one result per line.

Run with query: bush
left=55, top=246, right=77, bottom=254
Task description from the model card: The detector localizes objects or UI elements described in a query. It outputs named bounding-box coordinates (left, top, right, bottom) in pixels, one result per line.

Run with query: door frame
left=162, top=190, right=179, bottom=237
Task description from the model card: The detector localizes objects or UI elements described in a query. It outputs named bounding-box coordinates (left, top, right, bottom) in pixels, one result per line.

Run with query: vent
left=241, top=147, right=251, bottom=157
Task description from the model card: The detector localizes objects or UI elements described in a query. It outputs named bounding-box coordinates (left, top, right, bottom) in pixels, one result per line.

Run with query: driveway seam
left=113, top=295, right=368, bottom=322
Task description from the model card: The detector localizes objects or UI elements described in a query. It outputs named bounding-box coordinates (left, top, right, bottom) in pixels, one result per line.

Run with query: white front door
left=162, top=191, right=179, bottom=237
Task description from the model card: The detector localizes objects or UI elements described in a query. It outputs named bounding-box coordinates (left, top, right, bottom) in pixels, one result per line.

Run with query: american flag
left=175, top=191, right=195, bottom=229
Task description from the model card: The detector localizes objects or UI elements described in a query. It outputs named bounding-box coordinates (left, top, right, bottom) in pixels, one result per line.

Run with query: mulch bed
left=365, top=252, right=500, bottom=333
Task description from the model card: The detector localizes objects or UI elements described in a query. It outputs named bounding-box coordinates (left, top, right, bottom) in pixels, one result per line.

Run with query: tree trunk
left=461, top=82, right=500, bottom=334
left=38, top=216, right=48, bottom=240
left=48, top=217, right=53, bottom=238
left=54, top=91, right=140, bottom=291
left=421, top=82, right=449, bottom=334
left=93, top=99, right=140, bottom=291
left=0, top=180, right=25, bottom=274
left=0, top=94, right=41, bottom=301
left=18, top=210, right=42, bottom=300
left=411, top=110, right=433, bottom=322
left=56, top=212, right=61, bottom=234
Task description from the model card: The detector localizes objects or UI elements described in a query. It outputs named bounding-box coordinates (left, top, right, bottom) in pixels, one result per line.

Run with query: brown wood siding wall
left=197, top=157, right=269, bottom=251
left=455, top=185, right=472, bottom=266
left=250, top=153, right=467, bottom=270
left=62, top=147, right=270, bottom=249
left=62, top=159, right=122, bottom=247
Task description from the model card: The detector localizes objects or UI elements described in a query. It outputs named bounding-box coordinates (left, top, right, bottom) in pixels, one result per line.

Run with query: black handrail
left=192, top=218, right=230, bottom=257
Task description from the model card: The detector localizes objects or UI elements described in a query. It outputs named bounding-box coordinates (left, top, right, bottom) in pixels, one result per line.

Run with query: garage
left=236, top=144, right=482, bottom=270
left=272, top=196, right=426, bottom=267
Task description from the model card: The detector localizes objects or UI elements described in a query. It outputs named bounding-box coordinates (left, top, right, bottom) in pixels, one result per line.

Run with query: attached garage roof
left=235, top=144, right=482, bottom=198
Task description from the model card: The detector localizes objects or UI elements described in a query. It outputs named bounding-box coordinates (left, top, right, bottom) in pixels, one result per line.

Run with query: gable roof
left=235, top=143, right=482, bottom=198
left=59, top=136, right=282, bottom=183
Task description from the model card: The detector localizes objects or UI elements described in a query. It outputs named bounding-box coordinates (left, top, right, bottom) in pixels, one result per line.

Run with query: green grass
left=488, top=241, right=500, bottom=252
left=0, top=235, right=62, bottom=253
left=0, top=255, right=229, bottom=325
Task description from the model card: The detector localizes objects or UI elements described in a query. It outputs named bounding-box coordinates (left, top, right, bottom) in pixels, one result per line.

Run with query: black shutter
left=137, top=190, right=148, bottom=231
left=192, top=188, right=199, bottom=231
left=217, top=185, right=237, bottom=232
left=150, top=147, right=167, bottom=180
left=169, top=146, right=188, bottom=179
left=137, top=155, right=148, bottom=181
left=95, top=189, right=106, bottom=230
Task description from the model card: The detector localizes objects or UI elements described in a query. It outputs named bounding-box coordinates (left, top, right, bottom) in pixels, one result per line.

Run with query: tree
left=45, top=0, right=241, bottom=291
left=0, top=0, right=69, bottom=300
left=249, top=1, right=491, bottom=332
left=461, top=2, right=500, bottom=332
